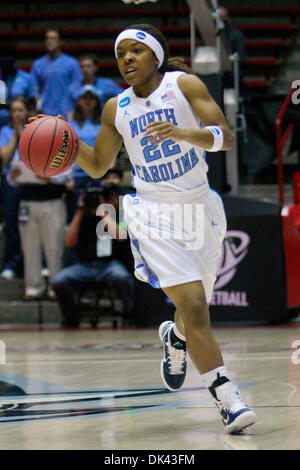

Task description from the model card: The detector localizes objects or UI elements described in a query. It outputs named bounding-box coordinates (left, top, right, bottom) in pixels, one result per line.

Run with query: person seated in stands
left=30, top=28, right=82, bottom=117
left=62, top=54, right=123, bottom=121
left=0, top=43, right=36, bottom=128
left=101, top=167, right=134, bottom=194
left=0, top=97, right=30, bottom=280
left=101, top=168, right=124, bottom=187
left=50, top=182, right=134, bottom=328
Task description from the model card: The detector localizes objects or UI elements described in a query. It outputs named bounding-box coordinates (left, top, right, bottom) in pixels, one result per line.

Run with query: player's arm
left=76, top=97, right=123, bottom=178
left=65, top=205, right=85, bottom=247
left=145, top=74, right=232, bottom=151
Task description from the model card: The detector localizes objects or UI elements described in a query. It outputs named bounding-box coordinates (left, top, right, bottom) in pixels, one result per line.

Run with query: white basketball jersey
left=115, top=71, right=209, bottom=194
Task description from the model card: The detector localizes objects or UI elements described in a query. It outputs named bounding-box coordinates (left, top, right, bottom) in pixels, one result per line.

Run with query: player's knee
left=178, top=298, right=209, bottom=330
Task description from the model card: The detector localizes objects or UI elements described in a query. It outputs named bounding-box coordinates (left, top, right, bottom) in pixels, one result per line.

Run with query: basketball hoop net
left=121, top=0, right=158, bottom=4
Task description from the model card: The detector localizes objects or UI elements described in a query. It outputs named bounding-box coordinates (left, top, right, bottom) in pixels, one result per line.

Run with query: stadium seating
left=0, top=0, right=299, bottom=93
left=227, top=4, right=299, bottom=91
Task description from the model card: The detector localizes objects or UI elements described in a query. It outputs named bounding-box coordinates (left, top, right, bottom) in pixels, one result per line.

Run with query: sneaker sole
left=225, top=411, right=256, bottom=434
left=158, top=321, right=182, bottom=392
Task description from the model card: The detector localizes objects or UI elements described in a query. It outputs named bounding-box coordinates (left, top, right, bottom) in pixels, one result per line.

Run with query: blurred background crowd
left=0, top=0, right=299, bottom=327
left=0, top=28, right=135, bottom=326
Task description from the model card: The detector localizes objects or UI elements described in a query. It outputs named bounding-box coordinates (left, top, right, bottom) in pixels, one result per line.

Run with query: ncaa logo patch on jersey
left=119, top=97, right=130, bottom=107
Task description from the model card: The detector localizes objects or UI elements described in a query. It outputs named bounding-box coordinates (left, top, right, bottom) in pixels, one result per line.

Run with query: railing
left=275, top=86, right=296, bottom=205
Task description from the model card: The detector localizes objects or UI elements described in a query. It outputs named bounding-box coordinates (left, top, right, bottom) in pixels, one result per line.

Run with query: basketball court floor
left=0, top=322, right=299, bottom=450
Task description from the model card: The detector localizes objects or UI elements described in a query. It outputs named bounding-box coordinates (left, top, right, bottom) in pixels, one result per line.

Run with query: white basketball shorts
left=122, top=185, right=227, bottom=303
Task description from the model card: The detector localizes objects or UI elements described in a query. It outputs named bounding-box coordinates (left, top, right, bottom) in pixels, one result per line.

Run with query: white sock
left=201, top=366, right=228, bottom=388
left=173, top=324, right=186, bottom=342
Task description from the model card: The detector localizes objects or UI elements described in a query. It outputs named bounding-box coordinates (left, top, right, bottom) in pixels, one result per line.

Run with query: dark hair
left=126, top=23, right=195, bottom=75
left=73, top=93, right=102, bottom=127
left=45, top=27, right=64, bottom=41
left=9, top=97, right=30, bottom=126
left=78, top=54, right=98, bottom=66
left=103, top=168, right=123, bottom=179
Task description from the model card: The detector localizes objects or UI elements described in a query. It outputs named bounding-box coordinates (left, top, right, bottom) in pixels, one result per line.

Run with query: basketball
left=19, top=116, right=79, bottom=177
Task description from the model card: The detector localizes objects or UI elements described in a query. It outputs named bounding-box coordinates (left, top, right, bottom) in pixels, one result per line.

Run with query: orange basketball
left=19, top=116, right=79, bottom=177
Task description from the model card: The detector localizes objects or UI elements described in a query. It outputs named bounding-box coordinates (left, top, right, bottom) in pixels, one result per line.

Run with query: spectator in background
left=101, top=167, right=134, bottom=195
left=0, top=43, right=35, bottom=128
left=62, top=54, right=123, bottom=120
left=30, top=28, right=82, bottom=117
left=51, top=182, right=134, bottom=328
left=0, top=97, right=29, bottom=279
left=9, top=159, right=72, bottom=300
left=67, top=84, right=103, bottom=220
left=217, top=7, right=246, bottom=91
left=101, top=168, right=124, bottom=187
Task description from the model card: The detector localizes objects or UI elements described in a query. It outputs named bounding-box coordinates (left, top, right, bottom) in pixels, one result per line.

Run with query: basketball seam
left=53, top=125, right=75, bottom=176
left=27, top=117, right=53, bottom=173
left=42, top=117, right=59, bottom=176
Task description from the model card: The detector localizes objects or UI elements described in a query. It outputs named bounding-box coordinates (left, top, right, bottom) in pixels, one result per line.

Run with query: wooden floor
left=0, top=322, right=300, bottom=450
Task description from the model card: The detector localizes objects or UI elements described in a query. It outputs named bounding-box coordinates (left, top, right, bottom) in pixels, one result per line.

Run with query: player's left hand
left=145, top=121, right=187, bottom=144
left=27, top=114, right=65, bottom=126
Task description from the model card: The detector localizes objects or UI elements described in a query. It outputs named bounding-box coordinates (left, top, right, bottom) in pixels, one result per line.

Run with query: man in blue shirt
left=62, top=54, right=123, bottom=120
left=30, top=28, right=82, bottom=116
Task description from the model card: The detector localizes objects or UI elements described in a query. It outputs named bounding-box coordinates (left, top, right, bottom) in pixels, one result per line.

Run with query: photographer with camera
left=50, top=181, right=134, bottom=328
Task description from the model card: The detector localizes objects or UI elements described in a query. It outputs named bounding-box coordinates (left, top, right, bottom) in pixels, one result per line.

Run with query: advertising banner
left=210, top=195, right=288, bottom=323
left=133, top=196, right=288, bottom=326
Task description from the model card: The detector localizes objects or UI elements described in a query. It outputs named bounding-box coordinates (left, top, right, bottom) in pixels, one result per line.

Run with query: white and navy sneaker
left=209, top=376, right=256, bottom=434
left=159, top=321, right=187, bottom=391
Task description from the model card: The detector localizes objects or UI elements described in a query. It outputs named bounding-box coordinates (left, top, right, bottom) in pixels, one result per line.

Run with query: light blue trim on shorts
left=130, top=235, right=160, bottom=289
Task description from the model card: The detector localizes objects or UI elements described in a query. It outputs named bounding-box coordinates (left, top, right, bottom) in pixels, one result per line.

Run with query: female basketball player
left=30, top=24, right=256, bottom=434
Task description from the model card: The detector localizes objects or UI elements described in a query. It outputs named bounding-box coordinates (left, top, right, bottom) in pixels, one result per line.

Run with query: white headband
left=114, top=29, right=164, bottom=68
